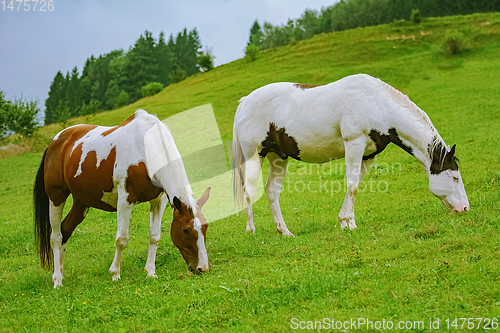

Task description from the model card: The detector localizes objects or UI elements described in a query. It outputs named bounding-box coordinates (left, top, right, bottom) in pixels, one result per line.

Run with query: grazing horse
left=233, top=74, right=469, bottom=237
left=33, top=109, right=211, bottom=288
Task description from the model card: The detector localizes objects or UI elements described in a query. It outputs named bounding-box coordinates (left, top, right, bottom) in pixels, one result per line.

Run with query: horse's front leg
left=109, top=190, right=133, bottom=281
left=145, top=193, right=168, bottom=278
left=339, top=137, right=372, bottom=230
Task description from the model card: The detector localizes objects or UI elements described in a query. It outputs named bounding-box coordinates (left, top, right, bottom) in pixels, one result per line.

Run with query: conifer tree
left=124, top=31, right=160, bottom=102
left=156, top=32, right=175, bottom=86
left=65, top=67, right=81, bottom=117
left=45, top=71, right=65, bottom=125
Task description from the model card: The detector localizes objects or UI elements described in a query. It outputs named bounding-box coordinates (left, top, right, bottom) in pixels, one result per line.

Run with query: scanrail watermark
left=290, top=317, right=499, bottom=330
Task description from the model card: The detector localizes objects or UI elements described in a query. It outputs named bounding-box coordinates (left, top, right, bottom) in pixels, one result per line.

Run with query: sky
left=0, top=0, right=336, bottom=107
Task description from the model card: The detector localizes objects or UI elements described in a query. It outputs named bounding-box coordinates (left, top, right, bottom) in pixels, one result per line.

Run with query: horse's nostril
left=197, top=267, right=203, bottom=273
left=464, top=206, right=469, bottom=212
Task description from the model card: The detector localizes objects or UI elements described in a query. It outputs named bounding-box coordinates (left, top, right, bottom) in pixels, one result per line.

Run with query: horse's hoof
left=278, top=228, right=295, bottom=237
left=111, top=274, right=121, bottom=281
left=146, top=273, right=158, bottom=278
left=339, top=217, right=356, bottom=230
left=53, top=280, right=63, bottom=288
left=246, top=227, right=256, bottom=235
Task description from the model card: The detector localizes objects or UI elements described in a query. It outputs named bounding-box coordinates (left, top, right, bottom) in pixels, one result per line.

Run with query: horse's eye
left=183, top=229, right=189, bottom=234
left=453, top=176, right=459, bottom=182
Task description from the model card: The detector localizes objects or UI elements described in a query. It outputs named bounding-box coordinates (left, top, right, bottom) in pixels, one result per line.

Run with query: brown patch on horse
left=45, top=125, right=98, bottom=206
left=260, top=123, right=301, bottom=160
left=61, top=198, right=89, bottom=244
left=429, top=141, right=459, bottom=174
left=125, top=162, right=163, bottom=204
left=66, top=146, right=117, bottom=212
left=364, top=128, right=413, bottom=160
left=293, top=83, right=323, bottom=90
left=101, top=113, right=136, bottom=137
left=170, top=197, right=199, bottom=271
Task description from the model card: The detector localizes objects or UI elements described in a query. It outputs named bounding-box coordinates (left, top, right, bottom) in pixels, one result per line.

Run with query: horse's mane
left=137, top=110, right=198, bottom=213
left=371, top=76, right=450, bottom=161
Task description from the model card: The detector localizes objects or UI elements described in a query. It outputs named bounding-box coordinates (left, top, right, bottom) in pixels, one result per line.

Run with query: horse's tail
left=33, top=148, right=53, bottom=270
left=233, top=97, right=247, bottom=211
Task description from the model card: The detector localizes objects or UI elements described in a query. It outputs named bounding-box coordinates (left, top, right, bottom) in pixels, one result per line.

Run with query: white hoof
left=146, top=272, right=158, bottom=278
left=278, top=228, right=295, bottom=237
left=246, top=225, right=256, bottom=234
left=340, top=217, right=356, bottom=230
left=53, top=280, right=63, bottom=288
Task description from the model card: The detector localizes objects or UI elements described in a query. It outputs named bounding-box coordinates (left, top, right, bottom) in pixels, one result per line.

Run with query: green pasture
left=1, top=13, right=500, bottom=332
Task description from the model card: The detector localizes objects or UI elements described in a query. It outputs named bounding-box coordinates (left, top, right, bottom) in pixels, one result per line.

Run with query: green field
left=1, top=12, right=500, bottom=332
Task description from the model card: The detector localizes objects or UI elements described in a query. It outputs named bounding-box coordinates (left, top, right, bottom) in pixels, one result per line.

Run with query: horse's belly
left=297, top=139, right=346, bottom=163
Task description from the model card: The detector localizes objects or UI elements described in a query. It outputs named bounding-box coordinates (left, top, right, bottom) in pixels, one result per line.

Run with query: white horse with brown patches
left=34, top=109, right=211, bottom=288
left=233, top=74, right=469, bottom=237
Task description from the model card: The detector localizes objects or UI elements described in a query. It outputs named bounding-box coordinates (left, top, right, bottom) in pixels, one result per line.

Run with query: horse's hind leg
left=109, top=188, right=134, bottom=281
left=49, top=200, right=66, bottom=288
left=145, top=193, right=168, bottom=278
left=339, top=137, right=371, bottom=230
left=243, top=153, right=263, bottom=234
left=266, top=153, right=293, bottom=237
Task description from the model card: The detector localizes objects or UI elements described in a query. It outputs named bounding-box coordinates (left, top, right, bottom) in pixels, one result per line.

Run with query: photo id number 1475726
left=1, top=0, right=54, bottom=11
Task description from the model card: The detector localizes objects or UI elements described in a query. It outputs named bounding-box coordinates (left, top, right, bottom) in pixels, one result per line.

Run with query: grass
left=1, top=12, right=500, bottom=332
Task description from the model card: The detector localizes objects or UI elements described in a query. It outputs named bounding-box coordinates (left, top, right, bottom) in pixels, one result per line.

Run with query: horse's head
left=428, top=144, right=469, bottom=214
left=170, top=187, right=211, bottom=275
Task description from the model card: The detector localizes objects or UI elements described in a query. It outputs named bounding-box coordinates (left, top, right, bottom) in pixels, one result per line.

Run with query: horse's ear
left=197, top=187, right=211, bottom=209
left=447, top=144, right=456, bottom=159
left=173, top=197, right=183, bottom=212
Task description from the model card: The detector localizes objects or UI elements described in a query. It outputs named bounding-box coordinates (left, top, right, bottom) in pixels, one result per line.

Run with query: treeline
left=45, top=28, right=214, bottom=125
left=248, top=0, right=500, bottom=50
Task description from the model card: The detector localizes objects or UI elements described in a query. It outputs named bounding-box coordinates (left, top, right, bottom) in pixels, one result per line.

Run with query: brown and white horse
left=34, top=109, right=211, bottom=288
left=233, top=74, right=469, bottom=236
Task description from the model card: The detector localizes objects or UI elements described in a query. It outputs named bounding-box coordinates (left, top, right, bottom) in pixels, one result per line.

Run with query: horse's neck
left=142, top=117, right=197, bottom=212
left=159, top=160, right=197, bottom=211
left=390, top=106, right=437, bottom=173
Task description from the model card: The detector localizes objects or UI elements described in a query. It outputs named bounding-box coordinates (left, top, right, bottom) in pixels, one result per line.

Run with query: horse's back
left=234, top=74, right=398, bottom=162
left=44, top=111, right=162, bottom=210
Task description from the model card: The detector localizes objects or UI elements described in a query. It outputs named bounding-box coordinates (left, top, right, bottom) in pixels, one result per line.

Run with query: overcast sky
left=0, top=0, right=336, bottom=107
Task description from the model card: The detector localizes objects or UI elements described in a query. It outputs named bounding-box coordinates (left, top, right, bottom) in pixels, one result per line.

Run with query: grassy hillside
left=1, top=12, right=500, bottom=332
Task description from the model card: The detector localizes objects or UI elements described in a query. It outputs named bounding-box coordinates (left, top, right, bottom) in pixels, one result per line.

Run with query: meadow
left=1, top=12, right=500, bottom=332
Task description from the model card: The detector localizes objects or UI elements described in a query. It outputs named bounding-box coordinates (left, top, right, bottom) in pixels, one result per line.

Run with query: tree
left=104, top=51, right=128, bottom=110
left=44, top=71, right=65, bottom=125
left=249, top=20, right=263, bottom=47
left=123, top=31, right=160, bottom=102
left=245, top=44, right=259, bottom=61
left=114, top=90, right=129, bottom=109
left=65, top=67, right=81, bottom=117
left=295, top=9, right=320, bottom=41
left=171, top=28, right=202, bottom=77
left=1, top=92, right=40, bottom=138
left=141, top=82, right=164, bottom=97
left=53, top=100, right=71, bottom=125
left=169, top=67, right=186, bottom=83
left=6, top=96, right=40, bottom=137
left=198, top=46, right=215, bottom=72
left=156, top=32, right=176, bottom=86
